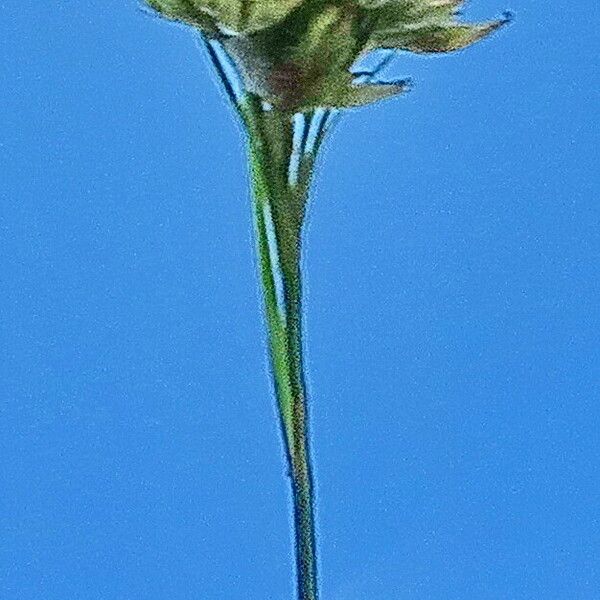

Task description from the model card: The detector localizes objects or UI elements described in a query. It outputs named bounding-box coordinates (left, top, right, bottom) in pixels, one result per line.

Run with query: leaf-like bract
left=361, top=0, right=507, bottom=53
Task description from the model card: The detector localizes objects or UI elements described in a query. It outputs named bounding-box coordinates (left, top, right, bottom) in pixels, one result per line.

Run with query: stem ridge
left=246, top=97, right=321, bottom=600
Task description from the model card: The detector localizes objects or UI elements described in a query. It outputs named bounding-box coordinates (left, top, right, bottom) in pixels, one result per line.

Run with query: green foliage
left=146, top=0, right=507, bottom=110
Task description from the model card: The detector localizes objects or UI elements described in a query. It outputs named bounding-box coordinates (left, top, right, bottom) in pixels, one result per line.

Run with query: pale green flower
left=141, top=2, right=508, bottom=599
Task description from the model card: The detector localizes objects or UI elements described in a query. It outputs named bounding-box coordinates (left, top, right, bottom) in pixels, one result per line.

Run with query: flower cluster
left=147, top=0, right=507, bottom=111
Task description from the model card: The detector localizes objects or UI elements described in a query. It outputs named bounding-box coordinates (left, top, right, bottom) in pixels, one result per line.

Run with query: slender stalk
left=243, top=97, right=319, bottom=600
left=200, top=39, right=321, bottom=597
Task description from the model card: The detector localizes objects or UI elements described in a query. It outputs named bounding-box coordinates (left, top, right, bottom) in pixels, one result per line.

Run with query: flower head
left=147, top=0, right=508, bottom=110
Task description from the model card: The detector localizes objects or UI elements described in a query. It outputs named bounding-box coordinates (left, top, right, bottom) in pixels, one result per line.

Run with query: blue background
left=1, top=1, right=599, bottom=598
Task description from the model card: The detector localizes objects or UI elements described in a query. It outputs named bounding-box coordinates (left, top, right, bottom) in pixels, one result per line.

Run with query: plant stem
left=243, top=97, right=319, bottom=600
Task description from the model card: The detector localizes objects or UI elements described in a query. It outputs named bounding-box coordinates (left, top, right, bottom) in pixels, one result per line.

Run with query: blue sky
left=1, top=1, right=599, bottom=598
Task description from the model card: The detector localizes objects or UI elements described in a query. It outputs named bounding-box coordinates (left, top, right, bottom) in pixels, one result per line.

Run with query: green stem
left=243, top=97, right=319, bottom=600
